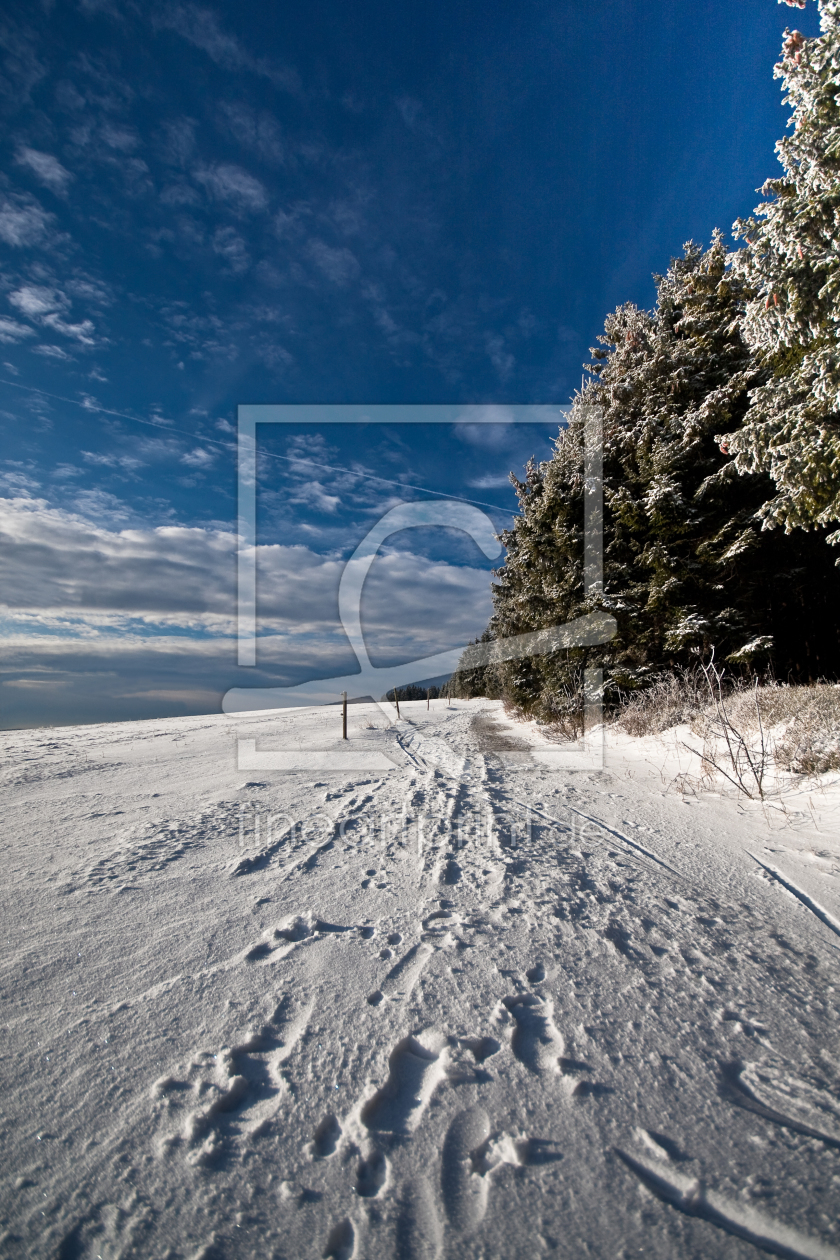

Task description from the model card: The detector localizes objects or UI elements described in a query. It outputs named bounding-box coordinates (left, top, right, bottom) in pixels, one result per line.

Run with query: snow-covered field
left=2, top=698, right=840, bottom=1260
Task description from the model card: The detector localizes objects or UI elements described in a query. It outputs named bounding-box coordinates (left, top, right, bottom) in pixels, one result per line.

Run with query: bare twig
left=683, top=650, right=770, bottom=800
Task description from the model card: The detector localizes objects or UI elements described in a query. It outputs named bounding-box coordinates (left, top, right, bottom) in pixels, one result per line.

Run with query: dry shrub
left=613, top=669, right=709, bottom=737
left=503, top=695, right=583, bottom=743
left=699, top=682, right=840, bottom=776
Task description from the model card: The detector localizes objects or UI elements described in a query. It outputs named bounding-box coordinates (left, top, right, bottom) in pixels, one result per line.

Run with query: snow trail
left=2, top=698, right=839, bottom=1259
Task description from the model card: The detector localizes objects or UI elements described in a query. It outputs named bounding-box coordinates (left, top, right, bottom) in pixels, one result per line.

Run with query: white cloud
left=212, top=224, right=250, bottom=273
left=0, top=471, right=40, bottom=495
left=469, top=473, right=514, bottom=489
left=67, top=277, right=112, bottom=305
left=287, top=479, right=341, bottom=515
left=485, top=333, right=515, bottom=382
left=157, top=116, right=198, bottom=167
left=307, top=239, right=360, bottom=286
left=55, top=80, right=86, bottom=112
left=70, top=489, right=134, bottom=522
left=32, top=344, right=74, bottom=360
left=0, top=317, right=36, bottom=344
left=218, top=101, right=284, bottom=165
left=181, top=447, right=216, bottom=468
left=193, top=162, right=268, bottom=212
left=0, top=22, right=47, bottom=104
left=8, top=285, right=97, bottom=346
left=43, top=314, right=97, bottom=345
left=8, top=284, right=67, bottom=319
left=0, top=492, right=496, bottom=723
left=14, top=147, right=74, bottom=196
left=154, top=4, right=300, bottom=92
left=155, top=4, right=249, bottom=70
left=0, top=497, right=494, bottom=651
left=0, top=194, right=55, bottom=247
left=274, top=204, right=310, bottom=238
left=81, top=450, right=143, bottom=472
left=160, top=182, right=200, bottom=206
left=99, top=124, right=140, bottom=152
left=454, top=406, right=515, bottom=449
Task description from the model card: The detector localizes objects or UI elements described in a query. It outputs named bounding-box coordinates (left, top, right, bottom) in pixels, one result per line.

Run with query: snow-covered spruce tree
left=454, top=235, right=840, bottom=717
left=728, top=0, right=840, bottom=540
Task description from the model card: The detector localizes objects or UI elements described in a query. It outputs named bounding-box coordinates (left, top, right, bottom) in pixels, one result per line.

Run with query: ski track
left=748, top=852, right=840, bottom=942
left=616, top=1149, right=840, bottom=1260
left=2, top=700, right=839, bottom=1259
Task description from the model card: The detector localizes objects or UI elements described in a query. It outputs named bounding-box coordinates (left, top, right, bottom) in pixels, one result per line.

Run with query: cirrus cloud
left=193, top=161, right=268, bottom=212
left=0, top=193, right=55, bottom=248
left=14, top=147, right=74, bottom=196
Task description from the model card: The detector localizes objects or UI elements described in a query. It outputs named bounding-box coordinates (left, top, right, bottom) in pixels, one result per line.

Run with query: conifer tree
left=455, top=235, right=840, bottom=714
left=729, top=0, right=840, bottom=540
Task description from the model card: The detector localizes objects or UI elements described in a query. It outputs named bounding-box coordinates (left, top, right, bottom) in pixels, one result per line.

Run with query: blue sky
left=0, top=0, right=821, bottom=728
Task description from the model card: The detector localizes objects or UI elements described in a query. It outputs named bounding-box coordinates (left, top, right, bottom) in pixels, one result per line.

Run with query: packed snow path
left=2, top=700, right=839, bottom=1259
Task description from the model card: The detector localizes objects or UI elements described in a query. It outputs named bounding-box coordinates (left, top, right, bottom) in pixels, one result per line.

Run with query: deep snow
left=1, top=699, right=839, bottom=1259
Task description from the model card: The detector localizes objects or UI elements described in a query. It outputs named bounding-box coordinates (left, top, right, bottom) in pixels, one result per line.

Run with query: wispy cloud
left=454, top=406, right=515, bottom=449
left=8, top=285, right=98, bottom=347
left=99, top=123, right=140, bottom=152
left=32, top=344, right=74, bottom=360
left=180, top=447, right=216, bottom=469
left=468, top=472, right=514, bottom=489
left=0, top=18, right=48, bottom=106
left=159, top=181, right=201, bottom=207
left=193, top=162, right=268, bottom=212
left=218, top=101, right=285, bottom=165
left=153, top=4, right=301, bottom=93
left=0, top=193, right=55, bottom=248
left=306, top=239, right=360, bottom=286
left=45, top=317, right=96, bottom=345
left=0, top=317, right=36, bottom=345
left=81, top=450, right=143, bottom=472
left=14, top=147, right=74, bottom=196
left=485, top=333, right=515, bottom=382
left=156, top=116, right=198, bottom=168
left=0, top=496, right=492, bottom=649
left=212, top=224, right=250, bottom=273
left=8, top=285, right=66, bottom=319
left=0, top=469, right=40, bottom=495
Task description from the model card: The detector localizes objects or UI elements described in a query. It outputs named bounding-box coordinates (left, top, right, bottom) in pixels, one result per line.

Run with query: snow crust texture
left=1, top=699, right=839, bottom=1259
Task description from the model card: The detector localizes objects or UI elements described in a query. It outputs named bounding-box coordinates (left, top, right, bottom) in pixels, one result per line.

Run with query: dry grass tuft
left=615, top=671, right=840, bottom=777
left=515, top=663, right=840, bottom=786
left=612, top=669, right=709, bottom=737
left=699, top=682, right=840, bottom=776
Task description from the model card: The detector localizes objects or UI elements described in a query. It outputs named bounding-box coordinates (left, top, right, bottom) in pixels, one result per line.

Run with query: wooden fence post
left=342, top=691, right=347, bottom=739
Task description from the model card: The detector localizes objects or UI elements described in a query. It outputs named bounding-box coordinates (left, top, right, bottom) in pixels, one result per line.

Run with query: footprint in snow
left=442, top=859, right=462, bottom=885
left=502, top=993, right=564, bottom=1074
left=397, top=1176, right=443, bottom=1260
left=441, top=1105, right=491, bottom=1234
left=361, top=1032, right=448, bottom=1135
left=311, top=1113, right=342, bottom=1159
left=356, top=1149, right=388, bottom=1198
left=462, top=1036, right=501, bottom=1064
left=322, top=1216, right=355, bottom=1260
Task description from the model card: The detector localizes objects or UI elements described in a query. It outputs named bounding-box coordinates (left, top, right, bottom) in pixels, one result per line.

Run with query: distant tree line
left=452, top=0, right=840, bottom=722
left=384, top=683, right=447, bottom=702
